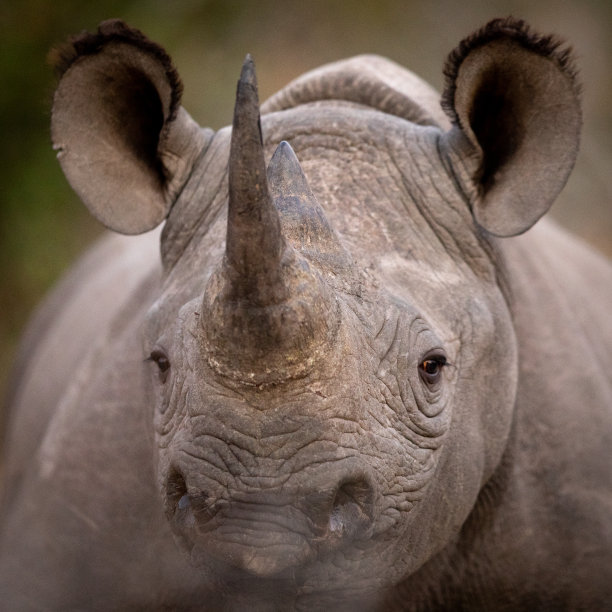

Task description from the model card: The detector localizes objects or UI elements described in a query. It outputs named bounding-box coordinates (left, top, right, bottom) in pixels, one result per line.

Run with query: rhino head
left=51, top=18, right=581, bottom=603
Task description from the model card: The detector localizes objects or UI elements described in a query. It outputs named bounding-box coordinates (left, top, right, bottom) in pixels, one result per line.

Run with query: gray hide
left=1, top=17, right=611, bottom=611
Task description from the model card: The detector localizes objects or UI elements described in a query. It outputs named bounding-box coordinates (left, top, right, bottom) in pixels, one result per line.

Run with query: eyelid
left=421, top=349, right=448, bottom=364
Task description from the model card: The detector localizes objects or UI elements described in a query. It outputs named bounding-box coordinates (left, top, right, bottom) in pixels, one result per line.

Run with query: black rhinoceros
left=1, top=17, right=611, bottom=611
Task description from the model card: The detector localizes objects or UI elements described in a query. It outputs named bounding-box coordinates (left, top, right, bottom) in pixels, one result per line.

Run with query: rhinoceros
left=1, top=16, right=611, bottom=611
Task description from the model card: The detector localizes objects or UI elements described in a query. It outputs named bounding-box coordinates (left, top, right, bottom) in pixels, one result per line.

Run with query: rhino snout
left=163, top=464, right=377, bottom=577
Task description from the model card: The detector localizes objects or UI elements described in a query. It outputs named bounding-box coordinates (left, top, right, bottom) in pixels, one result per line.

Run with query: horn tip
left=268, top=140, right=300, bottom=181
left=239, top=53, right=257, bottom=86
left=271, top=139, right=293, bottom=158
left=232, top=53, right=261, bottom=140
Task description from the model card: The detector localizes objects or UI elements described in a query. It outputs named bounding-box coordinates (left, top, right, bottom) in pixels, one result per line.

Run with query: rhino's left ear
left=441, top=18, right=581, bottom=237
left=51, top=20, right=210, bottom=234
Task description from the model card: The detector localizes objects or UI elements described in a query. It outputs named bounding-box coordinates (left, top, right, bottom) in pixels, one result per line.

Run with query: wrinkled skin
left=149, top=117, right=515, bottom=598
left=1, top=17, right=611, bottom=611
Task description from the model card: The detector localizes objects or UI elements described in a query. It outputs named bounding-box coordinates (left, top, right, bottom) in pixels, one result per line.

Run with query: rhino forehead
left=376, top=251, right=496, bottom=331
left=273, top=112, right=493, bottom=275
left=378, top=251, right=466, bottom=290
left=159, top=105, right=494, bottom=301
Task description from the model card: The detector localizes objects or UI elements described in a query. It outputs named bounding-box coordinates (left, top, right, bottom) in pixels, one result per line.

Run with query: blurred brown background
left=1, top=0, right=611, bottom=399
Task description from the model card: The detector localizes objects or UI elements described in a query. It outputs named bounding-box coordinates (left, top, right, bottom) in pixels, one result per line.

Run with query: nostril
left=329, top=478, right=375, bottom=539
left=190, top=490, right=214, bottom=523
left=165, top=469, right=215, bottom=527
left=166, top=469, right=188, bottom=516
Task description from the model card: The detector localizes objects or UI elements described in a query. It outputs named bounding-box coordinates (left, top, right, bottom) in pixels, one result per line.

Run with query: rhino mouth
left=164, top=468, right=376, bottom=578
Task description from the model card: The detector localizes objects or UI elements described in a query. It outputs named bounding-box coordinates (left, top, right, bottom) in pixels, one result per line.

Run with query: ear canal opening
left=103, top=64, right=166, bottom=186
left=469, top=66, right=524, bottom=190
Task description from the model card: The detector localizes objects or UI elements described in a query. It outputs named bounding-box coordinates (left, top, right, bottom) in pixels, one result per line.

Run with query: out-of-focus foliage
left=1, top=0, right=611, bottom=398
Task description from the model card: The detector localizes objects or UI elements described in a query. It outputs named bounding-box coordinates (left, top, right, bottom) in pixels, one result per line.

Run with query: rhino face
left=51, top=18, right=580, bottom=602
left=140, top=63, right=519, bottom=593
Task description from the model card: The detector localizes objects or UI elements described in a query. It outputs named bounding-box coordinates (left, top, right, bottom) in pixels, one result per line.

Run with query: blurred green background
left=1, top=0, right=611, bottom=399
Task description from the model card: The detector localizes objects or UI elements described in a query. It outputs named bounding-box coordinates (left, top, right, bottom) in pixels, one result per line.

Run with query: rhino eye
left=149, top=347, right=171, bottom=383
left=418, top=354, right=447, bottom=386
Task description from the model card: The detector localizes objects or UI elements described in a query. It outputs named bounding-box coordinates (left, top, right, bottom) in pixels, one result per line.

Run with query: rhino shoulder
left=2, top=229, right=161, bottom=496
left=501, top=218, right=612, bottom=548
left=503, top=218, right=612, bottom=358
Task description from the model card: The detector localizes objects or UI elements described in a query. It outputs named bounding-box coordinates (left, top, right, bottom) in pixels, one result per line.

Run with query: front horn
left=201, top=56, right=340, bottom=386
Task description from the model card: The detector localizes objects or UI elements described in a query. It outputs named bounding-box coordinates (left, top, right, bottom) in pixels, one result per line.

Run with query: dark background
left=1, top=0, right=611, bottom=398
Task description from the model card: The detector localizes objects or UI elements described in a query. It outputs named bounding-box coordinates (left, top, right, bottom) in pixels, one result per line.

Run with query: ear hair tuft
left=48, top=19, right=183, bottom=122
left=441, top=17, right=581, bottom=127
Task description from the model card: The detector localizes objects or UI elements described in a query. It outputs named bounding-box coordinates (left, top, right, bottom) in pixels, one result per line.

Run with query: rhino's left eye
left=149, top=347, right=171, bottom=383
left=418, top=354, right=447, bottom=386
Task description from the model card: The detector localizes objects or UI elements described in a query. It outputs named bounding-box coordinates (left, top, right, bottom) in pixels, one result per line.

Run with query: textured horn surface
left=226, top=55, right=286, bottom=305
left=267, top=141, right=351, bottom=273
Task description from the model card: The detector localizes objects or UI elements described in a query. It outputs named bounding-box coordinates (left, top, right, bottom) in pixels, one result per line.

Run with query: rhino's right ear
left=51, top=20, right=210, bottom=234
left=441, top=18, right=581, bottom=237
